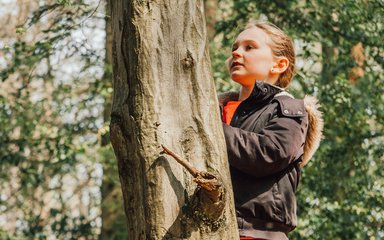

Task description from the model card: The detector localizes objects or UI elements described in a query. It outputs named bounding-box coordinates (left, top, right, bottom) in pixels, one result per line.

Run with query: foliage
left=1, top=0, right=383, bottom=239
left=0, top=0, right=114, bottom=239
left=212, top=0, right=384, bottom=238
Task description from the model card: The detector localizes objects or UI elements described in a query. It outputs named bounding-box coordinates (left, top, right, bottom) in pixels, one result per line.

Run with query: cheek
left=247, top=62, right=271, bottom=75
left=248, top=54, right=273, bottom=72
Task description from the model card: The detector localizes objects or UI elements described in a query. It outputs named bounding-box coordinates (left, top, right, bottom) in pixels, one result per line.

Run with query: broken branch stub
left=160, top=145, right=225, bottom=213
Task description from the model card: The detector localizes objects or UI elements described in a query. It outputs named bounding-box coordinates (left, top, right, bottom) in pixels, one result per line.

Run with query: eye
left=231, top=45, right=238, bottom=52
left=245, top=45, right=255, bottom=50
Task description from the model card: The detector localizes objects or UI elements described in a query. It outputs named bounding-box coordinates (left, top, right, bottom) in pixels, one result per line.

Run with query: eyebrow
left=232, top=39, right=259, bottom=47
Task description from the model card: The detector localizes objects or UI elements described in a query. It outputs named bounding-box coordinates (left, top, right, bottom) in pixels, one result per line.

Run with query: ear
left=270, top=56, right=289, bottom=74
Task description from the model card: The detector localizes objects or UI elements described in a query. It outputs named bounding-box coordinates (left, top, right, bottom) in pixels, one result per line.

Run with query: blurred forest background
left=0, top=0, right=383, bottom=239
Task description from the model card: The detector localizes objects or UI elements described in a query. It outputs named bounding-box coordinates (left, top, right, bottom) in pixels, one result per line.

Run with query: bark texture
left=110, top=1, right=238, bottom=239
left=100, top=1, right=128, bottom=239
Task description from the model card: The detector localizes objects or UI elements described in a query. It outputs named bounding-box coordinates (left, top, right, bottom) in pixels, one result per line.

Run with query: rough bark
left=100, top=0, right=128, bottom=239
left=109, top=1, right=238, bottom=239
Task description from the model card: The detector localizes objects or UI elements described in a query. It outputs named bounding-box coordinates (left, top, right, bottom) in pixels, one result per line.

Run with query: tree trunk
left=109, top=1, right=238, bottom=239
left=100, top=1, right=128, bottom=239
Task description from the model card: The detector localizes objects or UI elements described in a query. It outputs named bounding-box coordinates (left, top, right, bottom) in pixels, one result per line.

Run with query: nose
left=232, top=48, right=242, bottom=58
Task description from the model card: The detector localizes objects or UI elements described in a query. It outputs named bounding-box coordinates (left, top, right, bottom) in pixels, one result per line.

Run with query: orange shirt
left=223, top=101, right=241, bottom=125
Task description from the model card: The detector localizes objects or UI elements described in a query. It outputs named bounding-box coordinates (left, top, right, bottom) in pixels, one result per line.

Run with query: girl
left=219, top=21, right=323, bottom=240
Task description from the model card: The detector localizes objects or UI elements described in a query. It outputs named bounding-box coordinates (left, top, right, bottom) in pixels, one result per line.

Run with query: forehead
left=234, top=27, right=270, bottom=46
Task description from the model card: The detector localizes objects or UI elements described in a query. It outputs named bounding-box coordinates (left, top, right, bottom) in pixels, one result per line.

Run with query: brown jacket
left=219, top=81, right=323, bottom=239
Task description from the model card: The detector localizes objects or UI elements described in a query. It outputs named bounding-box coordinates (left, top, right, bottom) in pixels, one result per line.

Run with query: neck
left=239, top=85, right=253, bottom=101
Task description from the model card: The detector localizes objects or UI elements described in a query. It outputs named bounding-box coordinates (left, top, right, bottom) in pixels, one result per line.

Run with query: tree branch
left=161, top=145, right=224, bottom=203
left=161, top=145, right=198, bottom=177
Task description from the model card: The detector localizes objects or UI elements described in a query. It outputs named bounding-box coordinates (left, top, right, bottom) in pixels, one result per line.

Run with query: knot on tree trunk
left=181, top=50, right=194, bottom=70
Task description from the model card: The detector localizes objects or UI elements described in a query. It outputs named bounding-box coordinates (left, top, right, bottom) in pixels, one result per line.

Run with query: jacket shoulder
left=273, top=95, right=306, bottom=118
left=273, top=93, right=324, bottom=168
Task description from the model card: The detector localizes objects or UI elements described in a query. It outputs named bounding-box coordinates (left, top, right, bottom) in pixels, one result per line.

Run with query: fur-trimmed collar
left=301, top=95, right=324, bottom=167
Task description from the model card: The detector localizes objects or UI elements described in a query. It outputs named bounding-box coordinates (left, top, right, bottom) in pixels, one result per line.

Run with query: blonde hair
left=245, top=21, right=296, bottom=88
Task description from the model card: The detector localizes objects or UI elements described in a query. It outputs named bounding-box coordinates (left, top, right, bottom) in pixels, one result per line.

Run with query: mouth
left=231, top=61, right=243, bottom=69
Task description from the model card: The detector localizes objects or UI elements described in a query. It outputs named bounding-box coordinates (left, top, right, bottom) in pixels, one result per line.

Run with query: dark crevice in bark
left=162, top=185, right=226, bottom=240
left=182, top=50, right=195, bottom=70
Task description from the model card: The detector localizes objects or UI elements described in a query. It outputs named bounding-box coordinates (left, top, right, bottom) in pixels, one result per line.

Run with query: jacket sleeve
left=222, top=113, right=308, bottom=178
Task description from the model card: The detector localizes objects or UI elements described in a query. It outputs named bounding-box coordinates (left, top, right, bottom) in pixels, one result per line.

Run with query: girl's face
left=229, top=27, right=276, bottom=87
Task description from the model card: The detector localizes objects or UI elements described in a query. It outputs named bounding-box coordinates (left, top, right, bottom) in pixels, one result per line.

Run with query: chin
left=231, top=74, right=255, bottom=87
left=230, top=73, right=242, bottom=82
